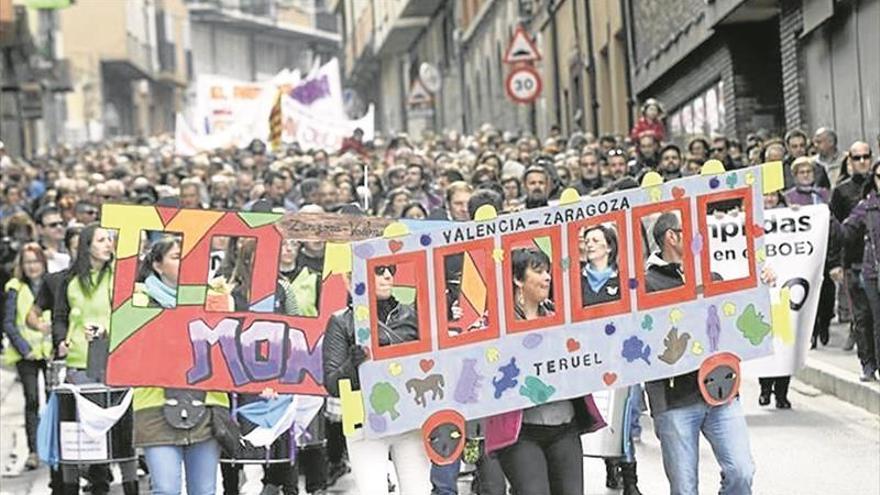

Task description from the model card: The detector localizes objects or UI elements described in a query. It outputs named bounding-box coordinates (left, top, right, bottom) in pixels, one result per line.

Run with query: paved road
left=2, top=368, right=878, bottom=494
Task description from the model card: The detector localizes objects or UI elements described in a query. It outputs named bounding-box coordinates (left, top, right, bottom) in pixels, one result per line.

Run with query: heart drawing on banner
left=566, top=338, right=581, bottom=353
left=602, top=372, right=618, bottom=386
left=420, top=359, right=435, bottom=373
left=388, top=240, right=404, bottom=253
left=671, top=186, right=686, bottom=199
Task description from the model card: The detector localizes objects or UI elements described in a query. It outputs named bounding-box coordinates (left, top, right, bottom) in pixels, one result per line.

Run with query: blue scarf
left=145, top=274, right=177, bottom=308
left=584, top=264, right=614, bottom=293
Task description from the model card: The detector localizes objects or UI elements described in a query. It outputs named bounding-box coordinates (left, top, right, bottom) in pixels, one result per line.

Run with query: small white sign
left=60, top=421, right=108, bottom=461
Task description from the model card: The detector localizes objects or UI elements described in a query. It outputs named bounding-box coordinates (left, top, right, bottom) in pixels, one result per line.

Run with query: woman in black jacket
left=580, top=224, right=622, bottom=306
left=322, top=264, right=431, bottom=494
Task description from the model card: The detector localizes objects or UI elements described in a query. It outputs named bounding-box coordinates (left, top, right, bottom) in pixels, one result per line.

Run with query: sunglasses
left=374, top=265, right=397, bottom=276
left=852, top=154, right=873, bottom=162
left=711, top=147, right=727, bottom=152
left=82, top=209, right=98, bottom=216
left=607, top=149, right=626, bottom=157
left=46, top=221, right=65, bottom=228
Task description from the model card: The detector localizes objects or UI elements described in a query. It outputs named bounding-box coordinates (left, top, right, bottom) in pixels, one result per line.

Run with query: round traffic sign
left=505, top=66, right=542, bottom=104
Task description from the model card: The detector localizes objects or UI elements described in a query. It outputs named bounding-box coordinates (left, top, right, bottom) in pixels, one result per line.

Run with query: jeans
left=653, top=399, right=754, bottom=495
left=346, top=428, right=432, bottom=494
left=143, top=439, right=221, bottom=495
left=431, top=458, right=460, bottom=495
left=497, top=423, right=584, bottom=495
left=629, top=384, right=644, bottom=439
left=846, top=268, right=873, bottom=364
left=859, top=275, right=880, bottom=371
left=15, top=359, right=47, bottom=453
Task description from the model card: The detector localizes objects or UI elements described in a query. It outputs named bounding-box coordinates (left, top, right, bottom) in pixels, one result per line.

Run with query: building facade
left=625, top=0, right=878, bottom=147
left=334, top=0, right=633, bottom=139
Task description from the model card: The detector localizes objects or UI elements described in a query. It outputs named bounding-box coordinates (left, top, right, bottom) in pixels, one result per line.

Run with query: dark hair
left=512, top=248, right=551, bottom=283
left=64, top=225, right=82, bottom=255
left=468, top=189, right=503, bottom=219
left=400, top=202, right=428, bottom=219
left=687, top=137, right=710, bottom=154
left=652, top=212, right=681, bottom=251
left=784, top=128, right=808, bottom=145
left=136, top=236, right=181, bottom=283
left=583, top=225, right=619, bottom=271
left=35, top=205, right=61, bottom=226
left=862, top=160, right=880, bottom=199
left=660, top=144, right=681, bottom=157
left=70, top=223, right=113, bottom=296
left=441, top=168, right=465, bottom=183
left=264, top=171, right=286, bottom=187
left=300, top=178, right=322, bottom=199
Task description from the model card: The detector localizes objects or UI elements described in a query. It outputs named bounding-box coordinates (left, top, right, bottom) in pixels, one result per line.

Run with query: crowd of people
left=1, top=95, right=879, bottom=495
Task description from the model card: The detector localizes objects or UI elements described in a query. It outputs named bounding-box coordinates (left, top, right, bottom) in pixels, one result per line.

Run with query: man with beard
left=575, top=149, right=604, bottom=195
left=522, top=165, right=550, bottom=209
left=657, top=144, right=683, bottom=181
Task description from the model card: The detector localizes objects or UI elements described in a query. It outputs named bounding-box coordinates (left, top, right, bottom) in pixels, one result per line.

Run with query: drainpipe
left=456, top=28, right=468, bottom=133
left=583, top=0, right=600, bottom=135
left=548, top=0, right=562, bottom=129
left=620, top=0, right=636, bottom=131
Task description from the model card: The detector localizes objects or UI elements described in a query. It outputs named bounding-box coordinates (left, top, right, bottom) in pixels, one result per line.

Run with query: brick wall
left=631, top=0, right=704, bottom=69
left=779, top=0, right=804, bottom=131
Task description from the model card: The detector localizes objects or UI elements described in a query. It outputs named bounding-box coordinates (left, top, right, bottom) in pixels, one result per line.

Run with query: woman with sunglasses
left=841, top=156, right=880, bottom=382
left=485, top=248, right=606, bottom=495
left=2, top=243, right=52, bottom=470
left=322, top=262, right=429, bottom=494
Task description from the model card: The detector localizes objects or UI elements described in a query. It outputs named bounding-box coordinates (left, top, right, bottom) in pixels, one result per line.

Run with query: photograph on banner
left=99, top=205, right=376, bottom=394
left=348, top=163, right=782, bottom=441
left=367, top=251, right=432, bottom=360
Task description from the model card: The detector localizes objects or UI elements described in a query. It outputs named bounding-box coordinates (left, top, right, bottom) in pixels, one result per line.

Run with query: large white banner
left=710, top=205, right=830, bottom=377
left=178, top=58, right=373, bottom=154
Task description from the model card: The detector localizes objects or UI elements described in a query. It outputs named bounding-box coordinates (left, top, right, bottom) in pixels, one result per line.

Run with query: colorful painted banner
left=99, top=206, right=372, bottom=394
left=348, top=164, right=786, bottom=439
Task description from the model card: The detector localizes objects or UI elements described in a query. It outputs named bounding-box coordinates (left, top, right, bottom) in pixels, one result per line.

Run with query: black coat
left=830, top=174, right=868, bottom=268
left=322, top=298, right=419, bottom=397
left=580, top=264, right=622, bottom=305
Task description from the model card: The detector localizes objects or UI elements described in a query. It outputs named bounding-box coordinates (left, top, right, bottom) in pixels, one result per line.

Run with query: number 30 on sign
left=505, top=66, right=542, bottom=104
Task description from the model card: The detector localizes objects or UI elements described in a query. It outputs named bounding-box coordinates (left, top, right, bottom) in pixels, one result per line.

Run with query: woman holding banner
left=484, top=248, right=606, bottom=495
left=132, top=236, right=228, bottom=494
left=322, top=263, right=431, bottom=494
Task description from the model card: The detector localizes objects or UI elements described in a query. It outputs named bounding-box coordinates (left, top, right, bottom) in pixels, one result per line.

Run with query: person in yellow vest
left=2, top=242, right=52, bottom=470
left=52, top=224, right=115, bottom=494
left=132, top=236, right=229, bottom=494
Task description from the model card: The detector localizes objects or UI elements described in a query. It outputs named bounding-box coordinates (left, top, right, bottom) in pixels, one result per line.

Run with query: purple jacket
left=484, top=395, right=606, bottom=454
left=784, top=186, right=830, bottom=206
left=843, top=191, right=880, bottom=280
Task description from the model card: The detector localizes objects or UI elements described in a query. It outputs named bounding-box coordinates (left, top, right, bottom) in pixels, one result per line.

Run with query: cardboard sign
left=100, top=206, right=371, bottom=394
left=349, top=164, right=782, bottom=439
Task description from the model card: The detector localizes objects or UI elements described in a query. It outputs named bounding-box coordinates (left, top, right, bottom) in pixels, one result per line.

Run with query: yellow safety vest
left=133, top=387, right=229, bottom=411
left=2, top=278, right=51, bottom=365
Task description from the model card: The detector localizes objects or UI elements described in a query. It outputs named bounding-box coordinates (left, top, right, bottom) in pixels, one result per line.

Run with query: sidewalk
left=796, top=321, right=880, bottom=415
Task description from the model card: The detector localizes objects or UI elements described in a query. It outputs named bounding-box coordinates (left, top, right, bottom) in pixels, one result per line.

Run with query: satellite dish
left=419, top=63, right=441, bottom=93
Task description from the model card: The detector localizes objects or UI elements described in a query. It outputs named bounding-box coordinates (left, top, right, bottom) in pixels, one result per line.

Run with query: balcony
left=102, top=35, right=155, bottom=81
left=185, top=0, right=340, bottom=46
left=372, top=0, right=440, bottom=56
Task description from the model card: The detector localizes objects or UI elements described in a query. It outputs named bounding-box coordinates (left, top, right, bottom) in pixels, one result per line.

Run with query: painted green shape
left=534, top=236, right=552, bottom=258
left=238, top=211, right=282, bottom=228
left=109, top=300, right=163, bottom=352
left=370, top=382, right=400, bottom=420
left=392, top=286, right=416, bottom=305
left=736, top=303, right=771, bottom=345
left=519, top=376, right=556, bottom=405
left=178, top=285, right=207, bottom=305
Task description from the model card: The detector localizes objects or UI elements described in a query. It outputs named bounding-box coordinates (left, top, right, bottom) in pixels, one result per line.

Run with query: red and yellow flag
left=269, top=89, right=283, bottom=151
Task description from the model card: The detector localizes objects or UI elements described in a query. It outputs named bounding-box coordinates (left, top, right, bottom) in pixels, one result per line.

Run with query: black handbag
left=211, top=407, right=243, bottom=456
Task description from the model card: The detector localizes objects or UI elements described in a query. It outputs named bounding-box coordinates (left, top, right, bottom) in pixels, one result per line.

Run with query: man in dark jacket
left=830, top=142, right=874, bottom=350
left=574, top=150, right=604, bottom=195
left=643, top=210, right=774, bottom=495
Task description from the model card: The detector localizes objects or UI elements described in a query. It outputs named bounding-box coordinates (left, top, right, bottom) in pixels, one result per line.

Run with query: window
left=568, top=210, right=632, bottom=321
left=367, top=251, right=432, bottom=360
left=501, top=226, right=565, bottom=333
left=697, top=188, right=757, bottom=296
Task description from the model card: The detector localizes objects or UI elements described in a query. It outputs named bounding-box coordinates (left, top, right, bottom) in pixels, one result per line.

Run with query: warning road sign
left=505, top=66, right=542, bottom=104
left=503, top=25, right=542, bottom=64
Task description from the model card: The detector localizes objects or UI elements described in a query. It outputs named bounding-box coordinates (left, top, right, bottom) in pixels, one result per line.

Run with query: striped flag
left=269, top=89, right=283, bottom=151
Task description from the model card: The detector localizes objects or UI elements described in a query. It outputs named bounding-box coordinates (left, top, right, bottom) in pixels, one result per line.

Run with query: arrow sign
left=503, top=25, right=542, bottom=64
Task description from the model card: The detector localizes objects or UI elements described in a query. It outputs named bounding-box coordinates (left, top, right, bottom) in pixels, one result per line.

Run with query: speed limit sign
left=505, top=66, right=542, bottom=104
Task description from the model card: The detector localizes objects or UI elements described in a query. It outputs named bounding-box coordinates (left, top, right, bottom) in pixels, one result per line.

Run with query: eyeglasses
left=607, top=149, right=626, bottom=157
left=852, top=154, right=873, bottom=162
left=46, top=221, right=64, bottom=228
left=374, top=265, right=397, bottom=276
